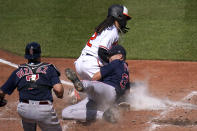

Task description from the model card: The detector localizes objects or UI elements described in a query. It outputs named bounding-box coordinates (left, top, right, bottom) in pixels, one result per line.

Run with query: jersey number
left=120, top=73, right=129, bottom=89
left=87, top=32, right=97, bottom=47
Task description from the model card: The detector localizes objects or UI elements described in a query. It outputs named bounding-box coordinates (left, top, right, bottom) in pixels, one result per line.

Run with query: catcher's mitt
left=0, top=97, right=7, bottom=107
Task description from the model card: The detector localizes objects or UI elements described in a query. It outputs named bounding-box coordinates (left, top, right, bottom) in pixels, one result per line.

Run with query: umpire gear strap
left=19, top=84, right=52, bottom=91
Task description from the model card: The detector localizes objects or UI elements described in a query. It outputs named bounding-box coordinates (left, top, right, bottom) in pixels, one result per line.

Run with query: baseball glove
left=0, top=97, right=7, bottom=107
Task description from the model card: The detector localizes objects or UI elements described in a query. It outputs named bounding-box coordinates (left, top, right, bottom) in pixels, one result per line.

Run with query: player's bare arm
left=93, top=51, right=124, bottom=81
left=92, top=71, right=102, bottom=81
left=53, top=83, right=64, bottom=98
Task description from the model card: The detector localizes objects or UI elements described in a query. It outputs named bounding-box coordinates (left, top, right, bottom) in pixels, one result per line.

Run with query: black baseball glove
left=0, top=90, right=7, bottom=107
left=0, top=97, right=7, bottom=107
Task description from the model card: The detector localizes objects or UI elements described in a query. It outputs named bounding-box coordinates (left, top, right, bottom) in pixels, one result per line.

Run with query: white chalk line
left=128, top=82, right=197, bottom=131
left=129, top=83, right=197, bottom=111
left=0, top=117, right=20, bottom=121
left=0, top=58, right=18, bottom=68
left=0, top=58, right=73, bottom=86
left=2, top=58, right=197, bottom=130
left=148, top=91, right=197, bottom=131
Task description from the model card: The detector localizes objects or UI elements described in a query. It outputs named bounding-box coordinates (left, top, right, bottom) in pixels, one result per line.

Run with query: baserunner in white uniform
left=75, top=4, right=131, bottom=80
left=71, top=4, right=132, bottom=103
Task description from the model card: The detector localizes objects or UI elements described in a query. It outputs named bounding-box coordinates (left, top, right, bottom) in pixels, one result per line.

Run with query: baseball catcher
left=0, top=42, right=64, bottom=131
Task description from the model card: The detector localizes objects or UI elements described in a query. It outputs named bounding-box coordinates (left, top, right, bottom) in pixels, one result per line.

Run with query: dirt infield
left=0, top=49, right=197, bottom=131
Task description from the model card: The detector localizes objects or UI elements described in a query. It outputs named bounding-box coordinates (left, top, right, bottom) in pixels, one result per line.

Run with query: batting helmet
left=108, top=45, right=126, bottom=60
left=108, top=4, right=131, bottom=30
left=25, top=42, right=41, bottom=60
left=108, top=4, right=131, bottom=21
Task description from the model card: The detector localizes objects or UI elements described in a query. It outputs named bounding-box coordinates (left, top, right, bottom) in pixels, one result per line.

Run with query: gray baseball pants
left=62, top=80, right=116, bottom=121
left=17, top=100, right=62, bottom=131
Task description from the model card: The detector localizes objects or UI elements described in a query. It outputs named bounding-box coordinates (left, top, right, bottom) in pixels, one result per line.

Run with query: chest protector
left=18, top=62, right=59, bottom=91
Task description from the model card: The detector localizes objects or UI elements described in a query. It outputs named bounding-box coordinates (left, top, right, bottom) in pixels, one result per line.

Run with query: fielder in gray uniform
left=0, top=42, right=64, bottom=131
left=62, top=45, right=130, bottom=123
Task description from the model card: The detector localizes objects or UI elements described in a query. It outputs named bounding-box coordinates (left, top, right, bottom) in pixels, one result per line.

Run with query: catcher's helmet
left=108, top=45, right=126, bottom=60
left=25, top=42, right=41, bottom=59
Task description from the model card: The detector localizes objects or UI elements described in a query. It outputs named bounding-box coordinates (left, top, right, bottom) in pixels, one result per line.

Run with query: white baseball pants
left=75, top=54, right=103, bottom=80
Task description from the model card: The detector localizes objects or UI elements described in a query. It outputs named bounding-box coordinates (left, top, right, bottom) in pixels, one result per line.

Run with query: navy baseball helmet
left=25, top=42, right=41, bottom=59
left=108, top=45, right=126, bottom=60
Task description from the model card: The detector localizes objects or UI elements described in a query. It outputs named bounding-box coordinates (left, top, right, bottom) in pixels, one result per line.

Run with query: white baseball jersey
left=81, top=25, right=119, bottom=57
left=75, top=25, right=119, bottom=79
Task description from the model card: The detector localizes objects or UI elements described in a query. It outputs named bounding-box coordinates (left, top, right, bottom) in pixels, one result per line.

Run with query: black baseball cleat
left=65, top=68, right=84, bottom=92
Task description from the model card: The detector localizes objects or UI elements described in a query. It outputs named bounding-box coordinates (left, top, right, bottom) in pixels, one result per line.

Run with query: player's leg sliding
left=65, top=68, right=84, bottom=92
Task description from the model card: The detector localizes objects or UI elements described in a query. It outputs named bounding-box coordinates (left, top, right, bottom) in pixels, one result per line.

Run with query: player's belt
left=86, top=53, right=93, bottom=56
left=20, top=99, right=51, bottom=105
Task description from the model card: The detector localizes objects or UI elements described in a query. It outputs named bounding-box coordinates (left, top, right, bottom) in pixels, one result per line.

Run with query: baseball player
left=70, top=4, right=132, bottom=103
left=75, top=4, right=131, bottom=80
left=62, top=45, right=130, bottom=123
left=0, top=42, right=64, bottom=131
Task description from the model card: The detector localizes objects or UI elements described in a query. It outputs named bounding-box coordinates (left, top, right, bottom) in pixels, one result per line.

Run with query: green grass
left=124, top=0, right=197, bottom=61
left=0, top=0, right=196, bottom=61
